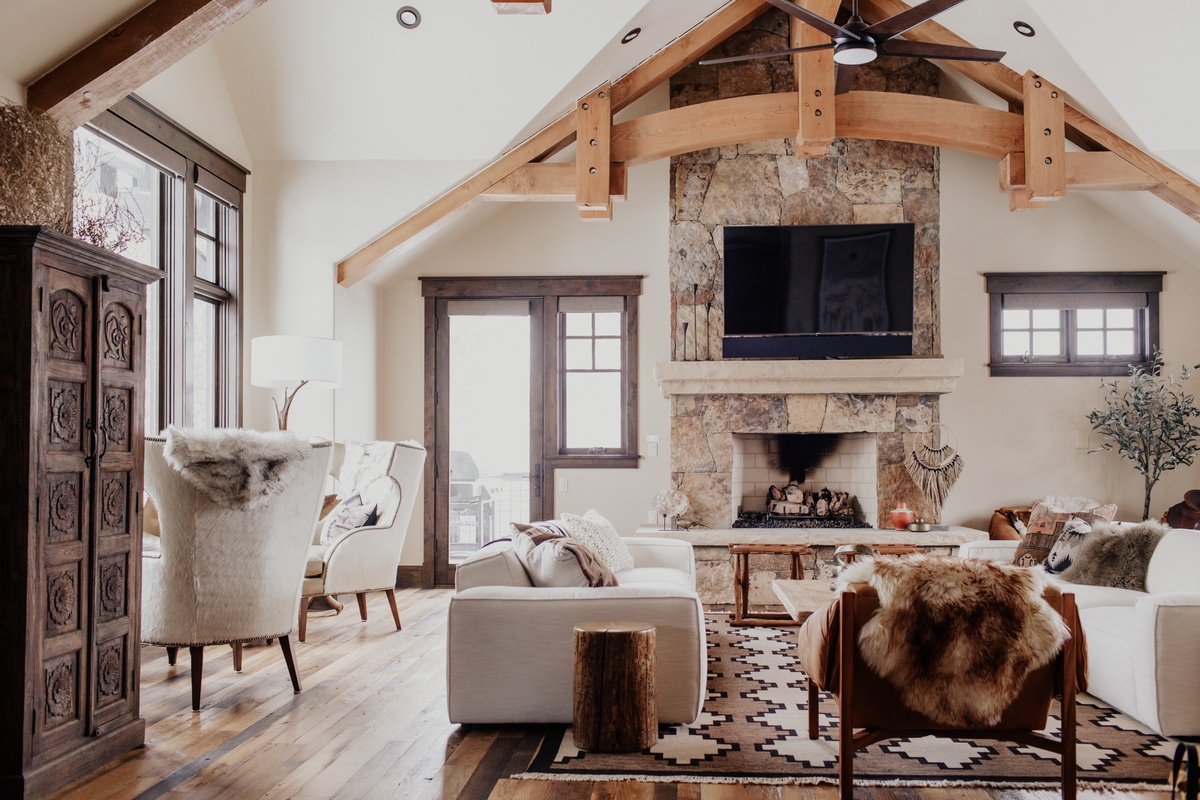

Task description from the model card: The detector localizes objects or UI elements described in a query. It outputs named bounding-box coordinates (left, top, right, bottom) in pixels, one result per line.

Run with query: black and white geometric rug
left=517, top=615, right=1174, bottom=787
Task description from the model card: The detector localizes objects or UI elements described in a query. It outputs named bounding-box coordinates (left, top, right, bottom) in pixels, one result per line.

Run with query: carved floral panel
left=100, top=471, right=128, bottom=535
left=49, top=380, right=82, bottom=448
left=96, top=637, right=125, bottom=703
left=46, top=565, right=79, bottom=632
left=47, top=473, right=82, bottom=543
left=44, top=653, right=78, bottom=725
left=103, top=387, right=132, bottom=453
left=98, top=556, right=126, bottom=620
left=49, top=289, right=85, bottom=362
left=102, top=303, right=134, bottom=370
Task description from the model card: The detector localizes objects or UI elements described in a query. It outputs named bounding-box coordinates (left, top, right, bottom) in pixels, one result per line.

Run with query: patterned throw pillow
left=1043, top=516, right=1093, bottom=574
left=1013, top=502, right=1117, bottom=568
left=320, top=493, right=378, bottom=545
left=560, top=510, right=635, bottom=573
left=511, top=521, right=618, bottom=587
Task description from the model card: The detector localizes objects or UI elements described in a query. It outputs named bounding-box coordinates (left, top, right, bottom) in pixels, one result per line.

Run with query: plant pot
left=890, top=502, right=916, bottom=530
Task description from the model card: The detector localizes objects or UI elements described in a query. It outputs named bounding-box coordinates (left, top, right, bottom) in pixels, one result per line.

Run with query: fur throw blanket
left=839, top=556, right=1069, bottom=727
left=164, top=427, right=312, bottom=510
left=1059, top=520, right=1167, bottom=590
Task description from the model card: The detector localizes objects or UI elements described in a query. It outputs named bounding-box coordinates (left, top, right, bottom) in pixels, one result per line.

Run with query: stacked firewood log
left=767, top=482, right=853, bottom=517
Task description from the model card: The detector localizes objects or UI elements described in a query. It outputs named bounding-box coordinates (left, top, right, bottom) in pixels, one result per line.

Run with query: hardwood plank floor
left=48, top=589, right=1168, bottom=800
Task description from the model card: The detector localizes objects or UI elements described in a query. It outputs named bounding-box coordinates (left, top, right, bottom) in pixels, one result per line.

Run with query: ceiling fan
left=700, top=0, right=1005, bottom=94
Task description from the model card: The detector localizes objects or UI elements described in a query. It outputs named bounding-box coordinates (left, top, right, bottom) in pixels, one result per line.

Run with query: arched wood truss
left=336, top=0, right=1200, bottom=286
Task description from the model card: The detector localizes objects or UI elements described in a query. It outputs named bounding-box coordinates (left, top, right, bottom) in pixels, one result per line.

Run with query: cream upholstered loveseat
left=446, top=536, right=707, bottom=725
left=960, top=527, right=1200, bottom=739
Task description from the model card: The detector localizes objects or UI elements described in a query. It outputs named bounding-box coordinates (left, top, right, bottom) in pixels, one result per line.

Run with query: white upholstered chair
left=299, top=440, right=426, bottom=641
left=142, top=431, right=332, bottom=711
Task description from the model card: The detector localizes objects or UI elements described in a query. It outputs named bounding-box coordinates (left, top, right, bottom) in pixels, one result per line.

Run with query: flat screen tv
left=722, top=223, right=915, bottom=359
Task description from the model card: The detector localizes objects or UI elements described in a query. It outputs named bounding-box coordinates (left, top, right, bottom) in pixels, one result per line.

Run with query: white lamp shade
left=251, top=335, right=343, bottom=389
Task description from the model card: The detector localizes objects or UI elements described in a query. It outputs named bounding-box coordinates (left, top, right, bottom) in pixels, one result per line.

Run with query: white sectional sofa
left=960, top=527, right=1200, bottom=738
left=446, top=536, right=707, bottom=725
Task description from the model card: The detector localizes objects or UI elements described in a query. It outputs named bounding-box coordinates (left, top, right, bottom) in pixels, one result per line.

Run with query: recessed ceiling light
left=1013, top=21, right=1035, bottom=37
left=621, top=28, right=641, bottom=44
left=397, top=6, right=421, bottom=29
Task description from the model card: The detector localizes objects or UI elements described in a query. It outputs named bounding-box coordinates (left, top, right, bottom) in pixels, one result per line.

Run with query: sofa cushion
left=1013, top=502, right=1117, bottom=567
left=305, top=545, right=327, bottom=578
left=1048, top=575, right=1144, bottom=609
left=560, top=510, right=635, bottom=573
left=511, top=522, right=617, bottom=588
left=1078, top=605, right=1139, bottom=721
left=1147, top=528, right=1200, bottom=594
left=1059, top=521, right=1167, bottom=590
left=455, top=541, right=533, bottom=591
left=614, top=566, right=694, bottom=590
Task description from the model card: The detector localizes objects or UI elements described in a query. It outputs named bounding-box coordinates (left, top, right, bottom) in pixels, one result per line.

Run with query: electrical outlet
left=557, top=475, right=568, bottom=492
left=648, top=509, right=657, bottom=525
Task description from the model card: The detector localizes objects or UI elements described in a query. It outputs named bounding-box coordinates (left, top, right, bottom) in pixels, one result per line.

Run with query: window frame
left=985, top=272, right=1163, bottom=377
left=85, top=96, right=246, bottom=429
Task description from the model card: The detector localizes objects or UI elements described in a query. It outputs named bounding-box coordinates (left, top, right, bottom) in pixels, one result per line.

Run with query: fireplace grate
left=733, top=512, right=872, bottom=529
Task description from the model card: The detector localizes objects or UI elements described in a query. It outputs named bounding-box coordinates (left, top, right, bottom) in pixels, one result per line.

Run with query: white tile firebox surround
left=733, top=433, right=878, bottom=525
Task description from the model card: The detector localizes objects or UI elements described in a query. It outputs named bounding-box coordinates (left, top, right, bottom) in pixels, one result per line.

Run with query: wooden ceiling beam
left=855, top=0, right=1200, bottom=219
left=1022, top=71, right=1066, bottom=202
left=576, top=83, right=612, bottom=217
left=482, top=163, right=628, bottom=202
left=492, top=0, right=551, bottom=13
left=1000, top=152, right=1157, bottom=193
left=793, top=1, right=838, bottom=157
left=27, top=0, right=268, bottom=129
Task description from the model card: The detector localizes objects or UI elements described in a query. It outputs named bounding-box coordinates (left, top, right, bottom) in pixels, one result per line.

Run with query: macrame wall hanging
left=904, top=423, right=965, bottom=511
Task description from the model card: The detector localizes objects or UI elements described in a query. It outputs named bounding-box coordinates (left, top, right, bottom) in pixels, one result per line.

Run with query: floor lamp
left=251, top=335, right=343, bottom=431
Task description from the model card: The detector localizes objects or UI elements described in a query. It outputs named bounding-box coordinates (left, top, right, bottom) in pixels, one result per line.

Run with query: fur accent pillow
left=1043, top=516, right=1093, bottom=574
left=841, top=556, right=1068, bottom=727
left=1014, top=501, right=1117, bottom=567
left=321, top=494, right=378, bottom=545
left=164, top=426, right=312, bottom=510
left=511, top=521, right=618, bottom=587
left=560, top=510, right=635, bottom=573
left=1059, top=521, right=1168, bottom=590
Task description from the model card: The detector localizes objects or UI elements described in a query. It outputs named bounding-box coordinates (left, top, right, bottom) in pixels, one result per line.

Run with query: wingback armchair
left=299, top=440, right=426, bottom=640
left=142, top=430, right=332, bottom=711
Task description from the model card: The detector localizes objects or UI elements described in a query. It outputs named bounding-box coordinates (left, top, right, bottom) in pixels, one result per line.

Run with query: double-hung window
left=985, top=272, right=1163, bottom=377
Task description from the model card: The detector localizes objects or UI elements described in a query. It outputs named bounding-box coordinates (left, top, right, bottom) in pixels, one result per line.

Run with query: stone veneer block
left=700, top=394, right=789, bottom=435
left=823, top=394, right=896, bottom=433
left=672, top=416, right=717, bottom=473
left=853, top=203, right=905, bottom=224
left=699, top=157, right=783, bottom=226
left=785, top=395, right=827, bottom=432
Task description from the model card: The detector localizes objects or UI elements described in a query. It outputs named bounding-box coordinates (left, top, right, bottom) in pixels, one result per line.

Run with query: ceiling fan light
left=833, top=42, right=877, bottom=65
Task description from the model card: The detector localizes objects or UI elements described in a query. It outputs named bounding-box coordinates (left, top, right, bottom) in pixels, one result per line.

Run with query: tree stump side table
left=573, top=621, right=658, bottom=753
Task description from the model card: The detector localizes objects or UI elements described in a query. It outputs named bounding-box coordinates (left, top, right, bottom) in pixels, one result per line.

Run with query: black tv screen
left=722, top=223, right=915, bottom=359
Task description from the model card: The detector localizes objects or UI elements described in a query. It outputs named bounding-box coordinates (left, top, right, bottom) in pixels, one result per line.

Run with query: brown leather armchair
left=797, top=582, right=1086, bottom=800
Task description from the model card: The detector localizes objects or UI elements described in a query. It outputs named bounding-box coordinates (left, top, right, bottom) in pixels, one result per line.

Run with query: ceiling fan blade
left=835, top=63, right=859, bottom=94
left=880, top=39, right=1005, bottom=62
left=764, top=0, right=861, bottom=41
left=864, top=0, right=967, bottom=40
left=699, top=43, right=834, bottom=67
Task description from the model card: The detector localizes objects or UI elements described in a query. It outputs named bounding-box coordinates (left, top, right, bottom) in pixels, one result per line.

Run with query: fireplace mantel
left=653, top=358, right=964, bottom=398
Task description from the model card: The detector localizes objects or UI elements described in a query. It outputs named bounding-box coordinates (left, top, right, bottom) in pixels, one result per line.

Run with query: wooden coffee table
left=772, top=578, right=838, bottom=623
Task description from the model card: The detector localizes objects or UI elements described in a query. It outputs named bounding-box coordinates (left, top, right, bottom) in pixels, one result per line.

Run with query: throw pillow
left=1013, top=502, right=1117, bottom=567
left=511, top=521, right=618, bottom=587
left=321, top=493, right=377, bottom=545
left=1059, top=521, right=1168, bottom=590
left=144, top=496, right=161, bottom=537
left=1043, top=516, right=1093, bottom=574
left=320, top=493, right=341, bottom=519
left=560, top=509, right=635, bottom=573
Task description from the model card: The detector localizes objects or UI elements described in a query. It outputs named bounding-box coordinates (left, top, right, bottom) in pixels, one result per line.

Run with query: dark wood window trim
left=86, top=95, right=246, bottom=428
left=985, top=272, right=1163, bottom=377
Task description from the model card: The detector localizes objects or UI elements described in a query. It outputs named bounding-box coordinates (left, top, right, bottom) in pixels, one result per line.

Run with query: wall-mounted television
left=722, top=223, right=915, bottom=359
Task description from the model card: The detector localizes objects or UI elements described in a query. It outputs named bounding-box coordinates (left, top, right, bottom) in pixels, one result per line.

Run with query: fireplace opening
left=732, top=433, right=877, bottom=528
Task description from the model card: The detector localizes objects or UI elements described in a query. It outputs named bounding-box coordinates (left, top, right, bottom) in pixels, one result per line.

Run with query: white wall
left=379, top=86, right=674, bottom=566
left=939, top=148, right=1200, bottom=527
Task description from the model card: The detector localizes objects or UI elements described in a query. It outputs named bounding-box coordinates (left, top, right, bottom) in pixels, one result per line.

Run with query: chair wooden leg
left=385, top=588, right=402, bottom=631
left=356, top=592, right=368, bottom=621
left=166, top=646, right=178, bottom=666
left=189, top=646, right=205, bottom=711
left=298, top=597, right=311, bottom=643
left=232, top=642, right=243, bottom=672
left=278, top=635, right=301, bottom=694
left=808, top=675, right=819, bottom=739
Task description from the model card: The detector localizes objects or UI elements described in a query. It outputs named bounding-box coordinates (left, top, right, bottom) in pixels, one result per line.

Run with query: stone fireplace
left=657, top=358, right=962, bottom=530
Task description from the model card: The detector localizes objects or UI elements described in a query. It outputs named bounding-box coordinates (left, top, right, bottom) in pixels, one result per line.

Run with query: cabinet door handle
left=85, top=419, right=97, bottom=468
left=97, top=424, right=109, bottom=462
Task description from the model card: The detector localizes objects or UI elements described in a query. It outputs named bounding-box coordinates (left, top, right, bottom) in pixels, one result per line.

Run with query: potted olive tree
left=1088, top=349, right=1200, bottom=520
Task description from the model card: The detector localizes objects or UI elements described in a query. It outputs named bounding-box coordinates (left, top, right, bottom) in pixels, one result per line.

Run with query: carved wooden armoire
left=0, top=226, right=156, bottom=797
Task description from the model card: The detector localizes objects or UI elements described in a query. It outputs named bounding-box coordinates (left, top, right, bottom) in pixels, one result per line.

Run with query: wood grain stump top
left=572, top=621, right=658, bottom=753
